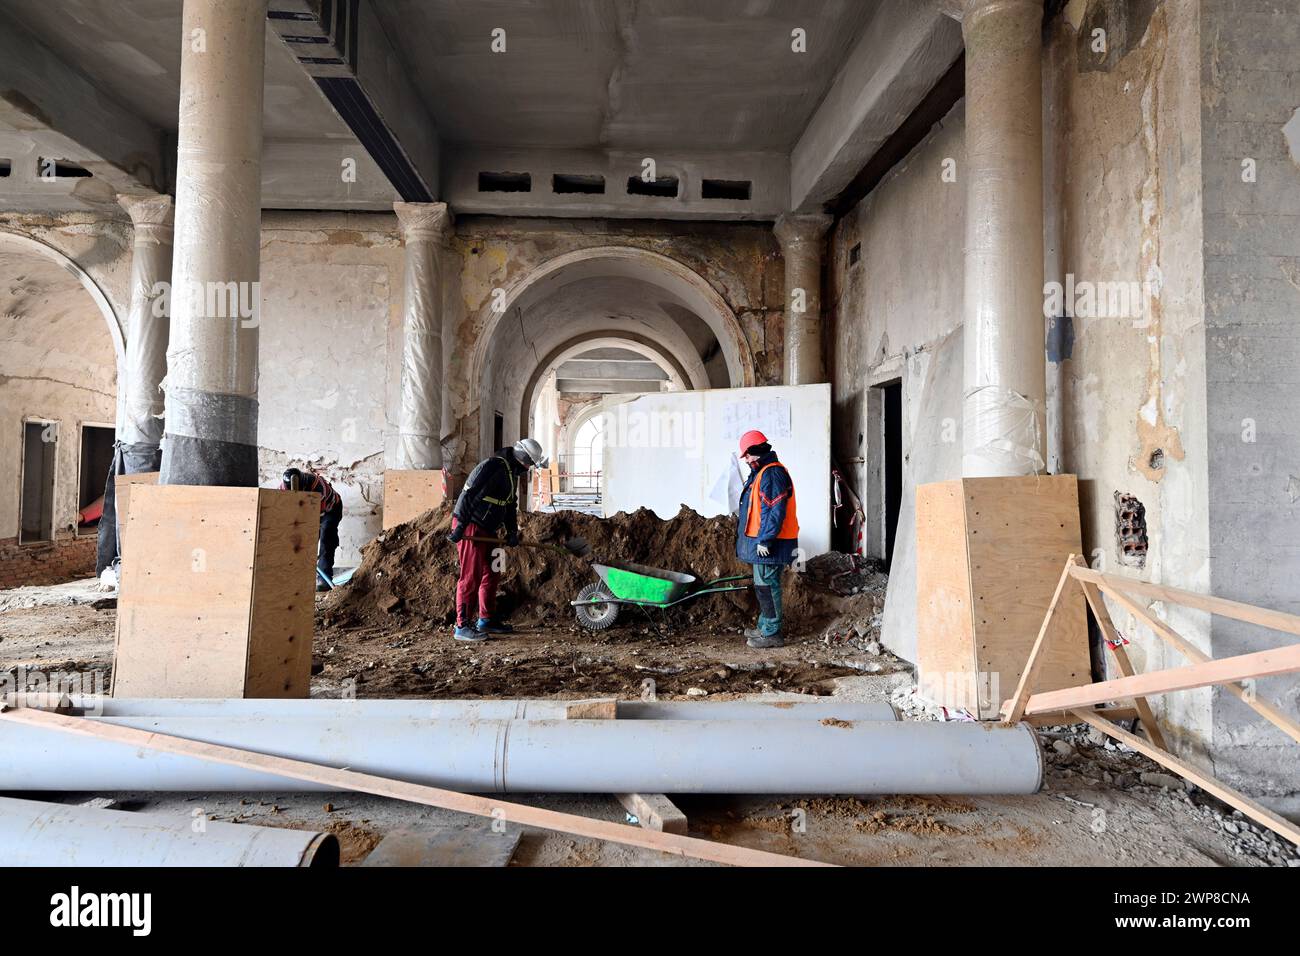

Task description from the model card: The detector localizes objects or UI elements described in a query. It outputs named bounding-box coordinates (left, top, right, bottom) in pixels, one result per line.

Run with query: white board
left=600, top=384, right=832, bottom=557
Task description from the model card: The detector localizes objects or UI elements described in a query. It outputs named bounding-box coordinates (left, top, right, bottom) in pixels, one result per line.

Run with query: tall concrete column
left=160, top=0, right=267, bottom=486
left=117, top=193, right=174, bottom=474
left=961, top=0, right=1046, bottom=477
left=393, top=201, right=452, bottom=470
left=774, top=214, right=832, bottom=385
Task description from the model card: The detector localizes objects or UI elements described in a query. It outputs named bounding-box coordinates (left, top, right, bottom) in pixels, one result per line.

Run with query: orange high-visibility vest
left=744, top=463, right=799, bottom=538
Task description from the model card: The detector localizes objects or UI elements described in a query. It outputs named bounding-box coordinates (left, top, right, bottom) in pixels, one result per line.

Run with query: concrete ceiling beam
left=556, top=379, right=666, bottom=394
left=555, top=360, right=668, bottom=381
left=0, top=11, right=165, bottom=196
left=789, top=0, right=963, bottom=213
left=268, top=0, right=439, bottom=202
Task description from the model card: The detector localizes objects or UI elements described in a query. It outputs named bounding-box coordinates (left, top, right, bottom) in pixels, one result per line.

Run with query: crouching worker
left=282, top=467, right=343, bottom=591
left=735, top=429, right=798, bottom=648
left=446, top=438, right=548, bottom=642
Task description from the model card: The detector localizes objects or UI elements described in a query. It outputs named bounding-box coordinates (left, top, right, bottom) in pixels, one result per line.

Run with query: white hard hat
left=513, top=437, right=548, bottom=468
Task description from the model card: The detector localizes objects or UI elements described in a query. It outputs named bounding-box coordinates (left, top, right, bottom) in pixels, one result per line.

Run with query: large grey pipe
left=0, top=717, right=1041, bottom=795
left=3, top=695, right=897, bottom=722
left=0, top=796, right=337, bottom=867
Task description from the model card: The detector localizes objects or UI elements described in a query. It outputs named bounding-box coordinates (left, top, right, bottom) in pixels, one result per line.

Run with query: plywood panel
left=113, top=471, right=159, bottom=558
left=113, top=486, right=317, bottom=699
left=245, top=491, right=317, bottom=697
left=963, top=475, right=1090, bottom=714
left=383, top=469, right=445, bottom=530
left=915, top=480, right=976, bottom=703
left=113, top=486, right=259, bottom=698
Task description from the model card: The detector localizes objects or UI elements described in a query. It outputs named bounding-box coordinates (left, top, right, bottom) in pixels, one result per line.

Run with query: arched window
left=571, top=414, right=604, bottom=491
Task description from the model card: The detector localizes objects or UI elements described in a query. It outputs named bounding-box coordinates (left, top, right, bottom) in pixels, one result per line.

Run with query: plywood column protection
left=775, top=213, right=832, bottom=385
left=117, top=193, right=174, bottom=474
left=393, top=201, right=452, bottom=470
left=160, top=0, right=267, bottom=486
left=961, top=0, right=1047, bottom=478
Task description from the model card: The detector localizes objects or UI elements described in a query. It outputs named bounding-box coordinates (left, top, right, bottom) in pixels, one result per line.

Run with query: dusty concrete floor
left=2, top=586, right=1298, bottom=868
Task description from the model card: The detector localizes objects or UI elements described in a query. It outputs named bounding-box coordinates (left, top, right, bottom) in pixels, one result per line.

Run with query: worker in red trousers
left=446, top=437, right=548, bottom=642
left=735, top=429, right=799, bottom=648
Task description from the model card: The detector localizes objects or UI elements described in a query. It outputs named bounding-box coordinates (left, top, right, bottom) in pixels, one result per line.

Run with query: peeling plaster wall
left=828, top=2, right=1217, bottom=756
left=1050, top=0, right=1212, bottom=762
left=826, top=105, right=967, bottom=663
left=444, top=217, right=785, bottom=476
left=255, top=211, right=405, bottom=566
left=0, top=249, right=117, bottom=543
left=1201, top=0, right=1300, bottom=805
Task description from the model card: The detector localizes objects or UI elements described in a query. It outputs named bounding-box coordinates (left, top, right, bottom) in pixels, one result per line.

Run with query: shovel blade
left=564, top=536, right=592, bottom=558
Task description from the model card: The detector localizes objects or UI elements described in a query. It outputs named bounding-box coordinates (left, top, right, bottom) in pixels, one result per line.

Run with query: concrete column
left=117, top=193, right=174, bottom=474
left=160, top=0, right=267, bottom=486
left=961, top=0, right=1046, bottom=477
left=393, top=201, right=452, bottom=470
left=774, top=213, right=832, bottom=385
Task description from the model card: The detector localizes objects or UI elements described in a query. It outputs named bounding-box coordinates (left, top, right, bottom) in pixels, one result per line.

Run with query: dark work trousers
left=318, top=500, right=343, bottom=580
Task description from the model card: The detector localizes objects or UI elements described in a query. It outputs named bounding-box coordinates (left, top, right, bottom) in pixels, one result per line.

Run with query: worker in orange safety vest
left=734, top=429, right=798, bottom=648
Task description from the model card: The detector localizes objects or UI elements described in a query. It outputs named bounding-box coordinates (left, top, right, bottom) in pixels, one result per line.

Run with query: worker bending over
left=447, top=437, right=548, bottom=642
left=735, top=429, right=798, bottom=648
left=281, top=467, right=343, bottom=591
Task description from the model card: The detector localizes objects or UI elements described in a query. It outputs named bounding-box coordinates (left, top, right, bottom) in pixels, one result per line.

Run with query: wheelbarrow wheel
left=574, top=582, right=620, bottom=631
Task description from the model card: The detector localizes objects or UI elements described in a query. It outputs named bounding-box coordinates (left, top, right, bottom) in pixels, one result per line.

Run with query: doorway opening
left=78, top=423, right=115, bottom=532
left=880, top=380, right=903, bottom=570
left=20, top=420, right=58, bottom=544
left=493, top=412, right=505, bottom=451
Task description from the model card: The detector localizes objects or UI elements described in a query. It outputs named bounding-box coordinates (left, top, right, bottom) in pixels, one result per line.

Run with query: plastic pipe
left=0, top=796, right=338, bottom=867
left=0, top=717, right=1042, bottom=795
left=2, top=695, right=897, bottom=722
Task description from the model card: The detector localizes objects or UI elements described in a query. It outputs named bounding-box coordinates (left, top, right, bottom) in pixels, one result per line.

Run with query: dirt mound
left=322, top=504, right=843, bottom=636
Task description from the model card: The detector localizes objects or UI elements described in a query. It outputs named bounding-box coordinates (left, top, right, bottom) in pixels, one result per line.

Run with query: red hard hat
left=738, top=429, right=768, bottom=456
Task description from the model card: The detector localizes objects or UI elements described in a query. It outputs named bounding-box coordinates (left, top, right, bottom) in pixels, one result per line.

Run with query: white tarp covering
left=600, top=384, right=832, bottom=557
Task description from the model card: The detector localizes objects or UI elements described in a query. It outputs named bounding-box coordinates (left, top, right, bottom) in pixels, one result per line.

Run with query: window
left=701, top=179, right=751, bottom=200
left=20, top=421, right=58, bottom=544
left=570, top=415, right=604, bottom=491
left=627, top=175, right=679, bottom=198
left=478, top=171, right=531, bottom=193
left=553, top=173, right=605, bottom=194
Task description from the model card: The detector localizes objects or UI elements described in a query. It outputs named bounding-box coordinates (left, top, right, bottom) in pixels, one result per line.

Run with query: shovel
left=465, top=534, right=593, bottom=559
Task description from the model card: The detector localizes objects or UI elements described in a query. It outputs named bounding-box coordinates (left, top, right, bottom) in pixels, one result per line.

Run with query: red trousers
left=454, top=519, right=499, bottom=624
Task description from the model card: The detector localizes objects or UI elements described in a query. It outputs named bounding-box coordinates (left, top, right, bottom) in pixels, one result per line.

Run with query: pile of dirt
left=322, top=504, right=844, bottom=636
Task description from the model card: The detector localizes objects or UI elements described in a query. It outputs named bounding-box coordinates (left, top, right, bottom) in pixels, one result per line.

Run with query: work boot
left=453, top=623, right=486, bottom=642
left=743, top=627, right=763, bottom=641
left=746, top=631, right=784, bottom=649
left=476, top=618, right=513, bottom=635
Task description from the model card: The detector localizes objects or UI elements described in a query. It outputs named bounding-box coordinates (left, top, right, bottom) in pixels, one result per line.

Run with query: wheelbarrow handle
left=465, top=535, right=566, bottom=556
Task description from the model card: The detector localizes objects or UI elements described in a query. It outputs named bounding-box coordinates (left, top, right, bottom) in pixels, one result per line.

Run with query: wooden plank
left=1010, top=643, right=1300, bottom=717
left=564, top=698, right=618, bottom=720
left=361, top=825, right=521, bottom=867
left=1021, top=705, right=1138, bottom=727
left=616, top=793, right=689, bottom=835
left=915, top=480, right=977, bottom=705
left=1070, top=565, right=1300, bottom=638
left=1002, top=557, right=1074, bottom=725
left=1072, top=710, right=1300, bottom=847
left=1071, top=557, right=1167, bottom=750
left=1099, top=584, right=1300, bottom=747
left=113, top=471, right=158, bottom=559
left=0, top=707, right=830, bottom=868
left=964, top=476, right=1090, bottom=717
left=383, top=469, right=445, bottom=530
left=245, top=491, right=318, bottom=698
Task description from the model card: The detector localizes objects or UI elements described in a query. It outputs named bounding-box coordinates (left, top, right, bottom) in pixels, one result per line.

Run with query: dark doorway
left=883, top=381, right=903, bottom=569
left=20, top=421, right=57, bottom=544
left=78, top=424, right=115, bottom=530
left=493, top=412, right=505, bottom=451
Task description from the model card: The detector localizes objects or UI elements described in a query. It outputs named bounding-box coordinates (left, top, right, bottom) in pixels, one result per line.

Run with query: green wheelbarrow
left=570, top=560, right=751, bottom=631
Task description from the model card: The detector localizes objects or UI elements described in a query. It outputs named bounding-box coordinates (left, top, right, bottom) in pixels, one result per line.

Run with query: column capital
left=117, top=192, right=175, bottom=245
left=394, top=201, right=453, bottom=244
left=774, top=213, right=832, bottom=250
left=962, top=0, right=1043, bottom=36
